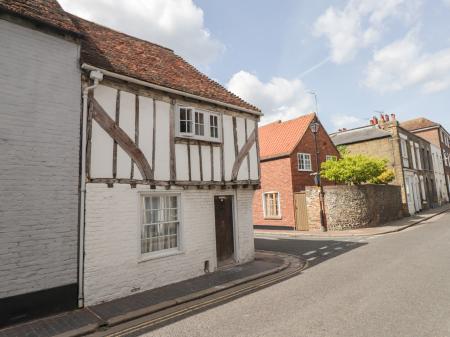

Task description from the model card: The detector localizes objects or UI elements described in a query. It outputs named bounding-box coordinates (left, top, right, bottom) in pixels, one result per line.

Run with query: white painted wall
left=431, top=144, right=449, bottom=204
left=222, top=115, right=235, bottom=181
left=117, top=91, right=135, bottom=179
left=91, top=85, right=116, bottom=178
left=84, top=184, right=255, bottom=305
left=0, top=20, right=81, bottom=297
left=154, top=101, right=171, bottom=180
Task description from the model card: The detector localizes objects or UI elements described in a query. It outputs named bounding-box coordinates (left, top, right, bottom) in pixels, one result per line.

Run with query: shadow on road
left=255, top=237, right=367, bottom=268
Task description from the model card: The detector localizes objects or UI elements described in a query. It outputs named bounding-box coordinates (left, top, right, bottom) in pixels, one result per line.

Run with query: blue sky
left=60, top=0, right=450, bottom=132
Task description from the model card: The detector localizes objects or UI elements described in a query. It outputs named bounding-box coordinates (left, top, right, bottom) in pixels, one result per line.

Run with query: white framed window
left=298, top=153, right=312, bottom=171
left=326, top=155, right=337, bottom=161
left=194, top=111, right=205, bottom=136
left=179, top=107, right=193, bottom=135
left=409, top=141, right=417, bottom=169
left=415, top=143, right=422, bottom=170
left=177, top=106, right=220, bottom=142
left=263, top=192, right=281, bottom=219
left=400, top=137, right=409, bottom=167
left=210, top=115, right=219, bottom=139
left=141, top=195, right=180, bottom=255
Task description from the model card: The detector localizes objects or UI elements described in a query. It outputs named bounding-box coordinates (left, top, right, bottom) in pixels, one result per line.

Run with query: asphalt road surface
left=142, top=211, right=450, bottom=337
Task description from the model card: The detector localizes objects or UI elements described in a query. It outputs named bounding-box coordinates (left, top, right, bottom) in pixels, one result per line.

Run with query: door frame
left=213, top=193, right=238, bottom=267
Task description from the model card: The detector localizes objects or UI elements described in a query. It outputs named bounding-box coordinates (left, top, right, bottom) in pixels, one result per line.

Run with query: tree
left=321, top=154, right=394, bottom=185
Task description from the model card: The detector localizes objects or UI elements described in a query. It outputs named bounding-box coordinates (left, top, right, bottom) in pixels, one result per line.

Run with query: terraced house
left=401, top=118, right=450, bottom=204
left=331, top=115, right=438, bottom=216
left=72, top=14, right=261, bottom=306
left=0, top=0, right=261, bottom=323
left=0, top=0, right=82, bottom=326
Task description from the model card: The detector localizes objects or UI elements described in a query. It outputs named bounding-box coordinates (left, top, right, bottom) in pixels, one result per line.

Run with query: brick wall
left=84, top=184, right=255, bottom=305
left=0, top=20, right=81, bottom=298
left=306, top=185, right=403, bottom=231
left=253, top=158, right=294, bottom=228
left=290, top=123, right=340, bottom=192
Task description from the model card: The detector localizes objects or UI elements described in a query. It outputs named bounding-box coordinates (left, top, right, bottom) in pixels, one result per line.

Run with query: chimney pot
left=385, top=114, right=390, bottom=122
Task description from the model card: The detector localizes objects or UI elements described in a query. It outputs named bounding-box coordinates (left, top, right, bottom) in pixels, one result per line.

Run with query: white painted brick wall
left=84, top=184, right=255, bottom=305
left=0, top=20, right=81, bottom=298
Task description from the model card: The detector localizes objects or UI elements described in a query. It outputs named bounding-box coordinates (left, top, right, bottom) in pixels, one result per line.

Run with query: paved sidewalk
left=255, top=204, right=450, bottom=238
left=0, top=251, right=298, bottom=337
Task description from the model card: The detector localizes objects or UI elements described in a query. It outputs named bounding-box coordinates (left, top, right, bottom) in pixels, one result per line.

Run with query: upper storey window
left=178, top=106, right=221, bottom=142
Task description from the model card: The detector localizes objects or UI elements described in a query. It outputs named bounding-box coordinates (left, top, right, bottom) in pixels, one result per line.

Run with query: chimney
left=343, top=128, right=347, bottom=131
left=390, top=113, right=396, bottom=121
left=373, top=116, right=378, bottom=125
left=380, top=114, right=385, bottom=122
left=385, top=114, right=390, bottom=122
left=370, top=119, right=375, bottom=125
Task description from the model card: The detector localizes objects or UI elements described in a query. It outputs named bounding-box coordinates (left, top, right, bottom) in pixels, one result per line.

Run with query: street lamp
left=310, top=120, right=327, bottom=232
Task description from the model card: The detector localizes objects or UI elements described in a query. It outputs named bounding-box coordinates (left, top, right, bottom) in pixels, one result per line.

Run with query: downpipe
left=78, top=70, right=103, bottom=307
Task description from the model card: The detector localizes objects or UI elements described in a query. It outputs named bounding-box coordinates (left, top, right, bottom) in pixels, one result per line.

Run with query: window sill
left=298, top=169, right=312, bottom=172
left=138, top=249, right=184, bottom=263
left=177, top=134, right=222, bottom=144
left=264, top=216, right=282, bottom=220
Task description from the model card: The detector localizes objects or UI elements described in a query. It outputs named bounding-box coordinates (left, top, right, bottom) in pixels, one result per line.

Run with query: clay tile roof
left=0, top=0, right=79, bottom=35
left=400, top=117, right=440, bottom=131
left=259, top=113, right=316, bottom=160
left=68, top=15, right=260, bottom=114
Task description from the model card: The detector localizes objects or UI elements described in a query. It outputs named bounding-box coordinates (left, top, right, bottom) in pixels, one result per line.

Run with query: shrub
left=321, top=154, right=393, bottom=185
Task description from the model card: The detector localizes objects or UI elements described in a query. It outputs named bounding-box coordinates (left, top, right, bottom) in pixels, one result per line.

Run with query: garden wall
left=306, top=184, right=403, bottom=231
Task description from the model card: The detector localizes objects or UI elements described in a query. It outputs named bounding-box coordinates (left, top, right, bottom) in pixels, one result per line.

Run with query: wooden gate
left=294, top=192, right=309, bottom=231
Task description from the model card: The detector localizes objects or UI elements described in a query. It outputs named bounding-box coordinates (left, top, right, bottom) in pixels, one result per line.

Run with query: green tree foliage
left=321, top=154, right=394, bottom=185
left=369, top=169, right=395, bottom=184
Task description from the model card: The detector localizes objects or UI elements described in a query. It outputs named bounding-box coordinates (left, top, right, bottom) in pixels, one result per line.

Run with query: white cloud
left=227, top=71, right=315, bottom=124
left=331, top=114, right=366, bottom=130
left=58, top=0, right=224, bottom=67
left=313, top=0, right=421, bottom=64
left=364, top=30, right=450, bottom=93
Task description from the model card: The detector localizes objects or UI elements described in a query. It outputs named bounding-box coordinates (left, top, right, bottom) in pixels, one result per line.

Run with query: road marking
left=334, top=246, right=343, bottom=250
left=322, top=251, right=330, bottom=256
left=303, top=250, right=317, bottom=256
left=307, top=257, right=317, bottom=261
left=319, top=246, right=328, bottom=250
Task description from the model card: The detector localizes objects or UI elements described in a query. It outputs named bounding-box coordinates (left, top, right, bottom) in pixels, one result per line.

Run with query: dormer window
left=177, top=106, right=221, bottom=142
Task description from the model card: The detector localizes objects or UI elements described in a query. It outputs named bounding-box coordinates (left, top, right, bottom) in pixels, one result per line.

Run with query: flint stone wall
left=306, top=184, right=403, bottom=231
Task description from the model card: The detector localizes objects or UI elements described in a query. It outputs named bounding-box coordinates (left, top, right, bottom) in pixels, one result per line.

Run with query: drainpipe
left=78, top=70, right=103, bottom=307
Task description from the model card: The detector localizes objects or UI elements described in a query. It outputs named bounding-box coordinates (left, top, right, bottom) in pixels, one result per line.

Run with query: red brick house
left=253, top=113, right=339, bottom=230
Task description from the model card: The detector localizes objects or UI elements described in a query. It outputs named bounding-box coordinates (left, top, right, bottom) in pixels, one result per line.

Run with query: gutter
left=78, top=70, right=104, bottom=307
left=81, top=64, right=262, bottom=117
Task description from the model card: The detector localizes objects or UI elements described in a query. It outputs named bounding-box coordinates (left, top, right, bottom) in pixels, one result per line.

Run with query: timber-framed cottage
left=69, top=15, right=261, bottom=305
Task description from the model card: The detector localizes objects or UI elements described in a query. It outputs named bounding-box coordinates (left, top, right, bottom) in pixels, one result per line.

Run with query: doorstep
left=0, top=251, right=302, bottom=337
left=255, top=203, right=450, bottom=238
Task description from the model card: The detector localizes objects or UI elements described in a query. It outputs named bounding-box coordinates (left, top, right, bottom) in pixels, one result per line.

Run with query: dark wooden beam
left=231, top=129, right=256, bottom=181
left=91, top=98, right=153, bottom=180
left=169, top=99, right=176, bottom=181
left=152, top=99, right=156, bottom=173
left=112, top=90, right=120, bottom=178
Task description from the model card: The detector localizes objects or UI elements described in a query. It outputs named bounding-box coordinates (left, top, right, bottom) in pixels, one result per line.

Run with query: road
left=142, top=211, right=450, bottom=337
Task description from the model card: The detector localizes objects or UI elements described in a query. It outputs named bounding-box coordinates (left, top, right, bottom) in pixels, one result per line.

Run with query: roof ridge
left=67, top=13, right=174, bottom=53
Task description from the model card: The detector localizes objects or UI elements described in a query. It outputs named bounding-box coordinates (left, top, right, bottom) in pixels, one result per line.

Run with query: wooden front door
left=294, top=192, right=309, bottom=231
left=214, top=196, right=235, bottom=266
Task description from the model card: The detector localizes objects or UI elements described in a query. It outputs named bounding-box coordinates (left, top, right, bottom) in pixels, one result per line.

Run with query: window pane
left=141, top=196, right=180, bottom=254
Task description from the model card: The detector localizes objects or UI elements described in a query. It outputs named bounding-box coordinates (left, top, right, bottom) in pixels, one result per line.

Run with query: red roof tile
left=400, top=117, right=440, bottom=131
left=68, top=15, right=260, bottom=113
left=0, top=0, right=79, bottom=34
left=259, top=113, right=316, bottom=160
